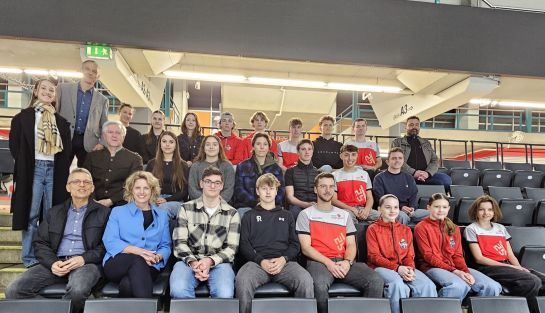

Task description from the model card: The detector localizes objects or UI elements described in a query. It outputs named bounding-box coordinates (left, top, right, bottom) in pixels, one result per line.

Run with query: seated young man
left=312, top=115, right=343, bottom=173
left=373, top=147, right=429, bottom=225
left=297, top=173, right=384, bottom=313
left=332, top=144, right=379, bottom=224
left=216, top=112, right=245, bottom=165
left=285, top=139, right=320, bottom=219
left=278, top=117, right=303, bottom=171
left=236, top=173, right=314, bottom=313
left=6, top=168, right=110, bottom=313
left=345, top=118, right=382, bottom=180
left=170, top=166, right=241, bottom=299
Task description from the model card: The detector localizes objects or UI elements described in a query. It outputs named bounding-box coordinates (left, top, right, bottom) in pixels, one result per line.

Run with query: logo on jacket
left=449, top=237, right=456, bottom=248
left=225, top=144, right=232, bottom=151
left=256, top=216, right=262, bottom=222
left=399, top=238, right=408, bottom=249
left=279, top=217, right=285, bottom=221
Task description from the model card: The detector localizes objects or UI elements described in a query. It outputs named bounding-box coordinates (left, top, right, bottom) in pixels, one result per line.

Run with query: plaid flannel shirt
left=173, top=197, right=240, bottom=266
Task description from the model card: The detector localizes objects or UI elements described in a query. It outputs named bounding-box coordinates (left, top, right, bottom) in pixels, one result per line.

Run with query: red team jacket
left=241, top=131, right=279, bottom=160
left=217, top=131, right=245, bottom=165
left=366, top=219, right=415, bottom=270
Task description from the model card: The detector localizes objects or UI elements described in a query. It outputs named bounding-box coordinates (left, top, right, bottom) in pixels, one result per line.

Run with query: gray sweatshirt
left=188, top=160, right=235, bottom=202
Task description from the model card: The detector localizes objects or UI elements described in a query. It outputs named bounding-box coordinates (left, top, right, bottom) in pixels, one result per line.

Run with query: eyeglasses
left=202, top=179, right=223, bottom=187
left=69, top=179, right=93, bottom=186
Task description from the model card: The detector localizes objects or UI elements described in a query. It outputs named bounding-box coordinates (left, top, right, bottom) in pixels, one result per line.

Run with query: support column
left=458, top=103, right=479, bottom=130
left=172, top=79, right=188, bottom=130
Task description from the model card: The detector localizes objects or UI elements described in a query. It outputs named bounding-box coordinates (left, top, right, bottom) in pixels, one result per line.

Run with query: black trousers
left=71, top=133, right=87, bottom=167
left=103, top=253, right=159, bottom=298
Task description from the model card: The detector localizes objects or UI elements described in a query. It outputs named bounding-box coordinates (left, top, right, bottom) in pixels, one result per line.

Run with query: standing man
left=373, top=147, right=429, bottom=225
left=278, top=117, right=304, bottom=171
left=345, top=118, right=382, bottom=180
left=83, top=121, right=143, bottom=208
left=236, top=173, right=314, bottom=313
left=391, top=116, right=452, bottom=190
left=241, top=111, right=278, bottom=159
left=118, top=103, right=141, bottom=154
left=170, top=166, right=240, bottom=299
left=57, top=60, right=109, bottom=167
left=285, top=139, right=320, bottom=219
left=332, top=144, right=379, bottom=224
left=217, top=112, right=245, bottom=165
left=297, top=173, right=384, bottom=313
left=312, top=115, right=343, bottom=173
left=6, top=168, right=110, bottom=313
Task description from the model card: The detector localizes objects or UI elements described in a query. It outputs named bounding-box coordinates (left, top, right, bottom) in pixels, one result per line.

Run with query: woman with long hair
left=9, top=78, right=72, bottom=267
left=102, top=171, right=171, bottom=298
left=414, top=193, right=501, bottom=300
left=139, top=110, right=165, bottom=164
left=145, top=131, right=189, bottom=218
left=187, top=135, right=235, bottom=202
left=178, top=112, right=203, bottom=166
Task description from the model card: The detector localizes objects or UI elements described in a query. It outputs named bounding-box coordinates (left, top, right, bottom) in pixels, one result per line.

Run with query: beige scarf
left=34, top=102, right=63, bottom=155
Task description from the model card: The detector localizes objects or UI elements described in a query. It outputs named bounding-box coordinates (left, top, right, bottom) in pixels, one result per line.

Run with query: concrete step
left=0, top=227, right=21, bottom=244
left=0, top=213, right=11, bottom=228
left=0, top=264, right=25, bottom=295
left=0, top=245, right=21, bottom=264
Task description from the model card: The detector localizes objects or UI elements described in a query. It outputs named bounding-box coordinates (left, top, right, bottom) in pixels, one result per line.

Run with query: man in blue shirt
left=6, top=168, right=110, bottom=313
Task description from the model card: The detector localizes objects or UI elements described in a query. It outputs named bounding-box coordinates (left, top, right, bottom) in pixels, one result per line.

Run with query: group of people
left=5, top=59, right=545, bottom=313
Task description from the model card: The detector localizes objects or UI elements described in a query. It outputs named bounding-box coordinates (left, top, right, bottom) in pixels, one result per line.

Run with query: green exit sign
left=85, top=45, right=112, bottom=59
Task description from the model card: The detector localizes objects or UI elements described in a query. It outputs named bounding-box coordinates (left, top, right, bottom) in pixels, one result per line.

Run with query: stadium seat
left=328, top=298, right=390, bottom=313
left=450, top=185, right=484, bottom=225
left=524, top=188, right=545, bottom=225
left=534, top=164, right=545, bottom=174
left=474, top=161, right=503, bottom=171
left=450, top=168, right=479, bottom=186
left=401, top=298, right=462, bottom=313
left=519, top=246, right=545, bottom=273
left=443, top=159, right=471, bottom=170
left=170, top=299, right=239, bottom=313
left=489, top=187, right=535, bottom=226
left=480, top=169, right=513, bottom=189
left=469, top=296, right=530, bottom=313
left=512, top=170, right=545, bottom=189
left=0, top=299, right=71, bottom=313
left=535, top=296, right=545, bottom=313
left=100, top=270, right=170, bottom=298
left=328, top=283, right=361, bottom=297
left=252, top=298, right=317, bottom=313
left=195, top=282, right=291, bottom=297
left=0, top=149, right=14, bottom=192
left=39, top=283, right=68, bottom=298
left=437, top=167, right=449, bottom=175
left=355, top=223, right=367, bottom=263
left=416, top=185, right=446, bottom=211
left=505, top=226, right=545, bottom=258
left=84, top=299, right=157, bottom=313
left=504, top=162, right=533, bottom=172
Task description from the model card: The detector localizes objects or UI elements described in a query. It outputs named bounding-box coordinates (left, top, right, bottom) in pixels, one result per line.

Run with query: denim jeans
left=425, top=267, right=502, bottom=300
left=237, top=207, right=253, bottom=218
left=416, top=172, right=452, bottom=193
left=375, top=267, right=437, bottom=313
left=6, top=263, right=101, bottom=313
left=170, top=261, right=235, bottom=298
left=397, top=209, right=430, bottom=225
left=22, top=159, right=54, bottom=267
left=158, top=194, right=182, bottom=219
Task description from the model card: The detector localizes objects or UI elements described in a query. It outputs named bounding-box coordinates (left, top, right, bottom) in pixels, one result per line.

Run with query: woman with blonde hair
left=102, top=171, right=171, bottom=298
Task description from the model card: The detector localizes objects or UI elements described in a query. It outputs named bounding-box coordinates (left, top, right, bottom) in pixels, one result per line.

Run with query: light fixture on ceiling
left=24, top=69, right=50, bottom=76
left=52, top=70, right=83, bottom=78
left=163, top=70, right=246, bottom=83
left=470, top=98, right=545, bottom=109
left=247, top=76, right=326, bottom=88
left=0, top=67, right=23, bottom=74
left=327, top=82, right=402, bottom=93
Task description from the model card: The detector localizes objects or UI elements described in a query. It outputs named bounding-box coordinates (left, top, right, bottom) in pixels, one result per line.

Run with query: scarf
left=34, top=102, right=63, bottom=155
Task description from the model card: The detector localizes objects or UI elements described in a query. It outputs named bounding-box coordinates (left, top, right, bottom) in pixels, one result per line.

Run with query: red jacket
left=366, top=219, right=415, bottom=270
left=414, top=217, right=469, bottom=273
left=217, top=131, right=245, bottom=165
left=241, top=131, right=278, bottom=160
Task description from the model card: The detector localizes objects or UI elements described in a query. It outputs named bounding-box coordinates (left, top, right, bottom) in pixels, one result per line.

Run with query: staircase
left=0, top=195, right=24, bottom=298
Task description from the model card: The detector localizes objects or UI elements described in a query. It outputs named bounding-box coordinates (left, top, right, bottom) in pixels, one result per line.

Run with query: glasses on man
left=69, top=179, right=93, bottom=186
left=202, top=179, right=223, bottom=187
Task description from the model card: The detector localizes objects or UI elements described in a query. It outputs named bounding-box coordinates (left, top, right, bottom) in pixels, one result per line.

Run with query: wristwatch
left=344, top=259, right=354, bottom=266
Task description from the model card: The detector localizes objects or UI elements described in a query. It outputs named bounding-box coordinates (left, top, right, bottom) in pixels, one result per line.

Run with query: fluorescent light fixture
left=24, top=69, right=50, bottom=76
left=53, top=70, right=83, bottom=78
left=470, top=98, right=545, bottom=109
left=327, top=82, right=403, bottom=93
left=248, top=76, right=326, bottom=88
left=164, top=71, right=246, bottom=83
left=0, top=67, right=23, bottom=74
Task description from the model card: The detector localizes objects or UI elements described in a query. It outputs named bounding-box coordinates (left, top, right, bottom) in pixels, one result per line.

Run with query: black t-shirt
left=143, top=209, right=153, bottom=229
left=406, top=136, right=428, bottom=171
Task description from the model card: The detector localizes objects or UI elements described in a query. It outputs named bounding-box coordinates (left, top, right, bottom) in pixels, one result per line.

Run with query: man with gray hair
left=6, top=168, right=110, bottom=313
left=217, top=112, right=245, bottom=165
left=57, top=60, right=109, bottom=167
left=83, top=121, right=143, bottom=207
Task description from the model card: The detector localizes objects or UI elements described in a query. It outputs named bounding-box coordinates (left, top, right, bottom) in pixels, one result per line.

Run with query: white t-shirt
left=205, top=205, right=218, bottom=217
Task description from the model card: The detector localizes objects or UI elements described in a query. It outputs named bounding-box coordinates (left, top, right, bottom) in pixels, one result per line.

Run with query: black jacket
left=284, top=160, right=319, bottom=203
left=33, top=199, right=110, bottom=269
left=139, top=131, right=163, bottom=164
left=239, top=205, right=300, bottom=264
left=177, top=133, right=203, bottom=163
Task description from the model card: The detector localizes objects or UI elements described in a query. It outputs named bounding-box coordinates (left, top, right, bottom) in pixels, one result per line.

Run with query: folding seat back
left=450, top=185, right=484, bottom=225
left=401, top=298, right=462, bottom=313
left=519, top=246, right=545, bottom=274
left=505, top=226, right=545, bottom=257
left=417, top=185, right=446, bottom=210
left=504, top=162, right=533, bottom=172
left=489, top=186, right=524, bottom=201
left=474, top=161, right=502, bottom=171
left=536, top=296, right=545, bottom=313
left=480, top=170, right=513, bottom=189
left=489, top=187, right=534, bottom=226
left=525, top=188, right=545, bottom=201
left=534, top=164, right=545, bottom=174
left=450, top=185, right=484, bottom=200
left=328, top=298, right=390, bottom=313
left=470, top=296, right=530, bottom=313
left=0, top=299, right=71, bottom=313
left=84, top=299, right=158, bottom=313
left=443, top=159, right=471, bottom=170
left=525, top=188, right=545, bottom=225
left=170, top=299, right=239, bottom=313
left=450, top=168, right=479, bottom=186
left=512, top=171, right=545, bottom=189
left=252, top=298, right=317, bottom=313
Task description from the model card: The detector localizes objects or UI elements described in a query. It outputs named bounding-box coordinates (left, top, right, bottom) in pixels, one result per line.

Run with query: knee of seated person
left=5, top=282, right=20, bottom=299
left=210, top=285, right=234, bottom=298
left=397, top=211, right=410, bottom=225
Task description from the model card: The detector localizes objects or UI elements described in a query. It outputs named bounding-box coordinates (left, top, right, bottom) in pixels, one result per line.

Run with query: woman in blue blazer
left=102, top=171, right=171, bottom=298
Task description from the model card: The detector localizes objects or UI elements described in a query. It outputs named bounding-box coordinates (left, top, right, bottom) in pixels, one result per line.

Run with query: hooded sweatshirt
left=366, top=219, right=415, bottom=270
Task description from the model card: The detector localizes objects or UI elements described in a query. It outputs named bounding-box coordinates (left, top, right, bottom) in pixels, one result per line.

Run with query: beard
left=318, top=193, right=333, bottom=203
left=407, top=128, right=419, bottom=136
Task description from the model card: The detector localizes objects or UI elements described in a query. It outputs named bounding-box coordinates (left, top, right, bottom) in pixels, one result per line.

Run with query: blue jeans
left=375, top=267, right=437, bottom=313
left=158, top=194, right=182, bottom=219
left=170, top=261, right=235, bottom=298
left=425, top=267, right=502, bottom=300
left=22, top=160, right=54, bottom=267
left=398, top=209, right=430, bottom=225
left=237, top=207, right=253, bottom=218
left=417, top=172, right=452, bottom=193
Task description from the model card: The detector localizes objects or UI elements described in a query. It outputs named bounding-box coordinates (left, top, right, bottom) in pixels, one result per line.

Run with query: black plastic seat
left=504, top=162, right=533, bottom=172
left=170, top=299, right=239, bottom=313
left=416, top=185, right=446, bottom=211
left=524, top=188, right=545, bottom=225
left=519, top=246, right=545, bottom=273
left=252, top=298, right=317, bottom=313
left=100, top=270, right=170, bottom=297
left=84, top=299, right=157, bottom=313
left=328, top=298, right=390, bottom=313
left=534, top=164, right=545, bottom=174
left=489, top=187, right=535, bottom=226
left=450, top=185, right=484, bottom=225
left=195, top=282, right=291, bottom=298
left=505, top=226, right=545, bottom=258
left=470, top=296, right=530, bottom=313
left=328, top=283, right=361, bottom=297
left=535, top=296, right=545, bottom=313
left=443, top=159, right=471, bottom=170
left=401, top=297, right=462, bottom=313
left=480, top=169, right=513, bottom=189
left=512, top=170, right=545, bottom=189
left=39, top=283, right=68, bottom=298
left=450, top=168, right=479, bottom=186
left=475, top=161, right=503, bottom=171
left=0, top=299, right=71, bottom=313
